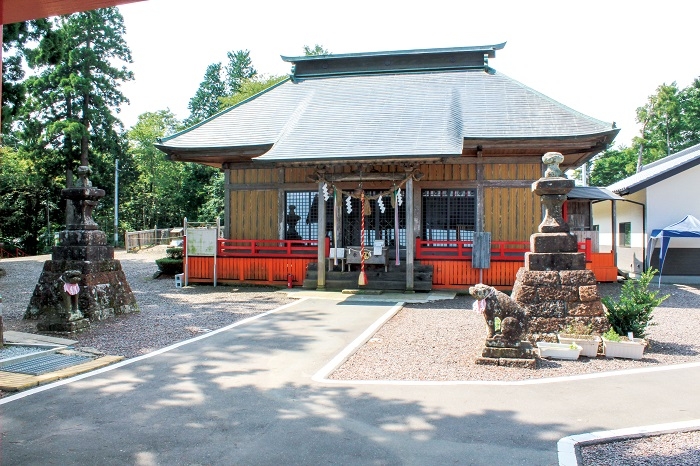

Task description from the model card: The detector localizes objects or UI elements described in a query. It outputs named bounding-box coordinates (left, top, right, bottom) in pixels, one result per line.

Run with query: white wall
left=647, top=163, right=700, bottom=248
left=591, top=191, right=645, bottom=252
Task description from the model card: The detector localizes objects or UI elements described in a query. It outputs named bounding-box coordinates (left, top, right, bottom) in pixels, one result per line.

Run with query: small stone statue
left=74, top=165, right=93, bottom=187
left=470, top=283, right=528, bottom=346
left=286, top=205, right=302, bottom=240
left=542, top=152, right=565, bottom=178
left=60, top=270, right=84, bottom=321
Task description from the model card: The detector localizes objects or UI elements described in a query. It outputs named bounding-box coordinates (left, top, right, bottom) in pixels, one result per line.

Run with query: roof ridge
left=641, top=142, right=700, bottom=170
left=281, top=43, right=506, bottom=63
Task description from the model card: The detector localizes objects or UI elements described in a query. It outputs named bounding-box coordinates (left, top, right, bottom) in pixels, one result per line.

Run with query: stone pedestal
left=475, top=340, right=536, bottom=369
left=25, top=167, right=138, bottom=332
left=512, top=153, right=608, bottom=342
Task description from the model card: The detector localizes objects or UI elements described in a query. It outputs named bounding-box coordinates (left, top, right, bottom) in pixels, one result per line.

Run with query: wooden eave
left=2, top=0, right=145, bottom=24
left=163, top=129, right=616, bottom=170
left=155, top=144, right=273, bottom=168
left=462, top=130, right=619, bottom=169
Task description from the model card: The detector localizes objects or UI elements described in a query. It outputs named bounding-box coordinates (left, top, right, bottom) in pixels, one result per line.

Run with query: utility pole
left=114, top=159, right=119, bottom=246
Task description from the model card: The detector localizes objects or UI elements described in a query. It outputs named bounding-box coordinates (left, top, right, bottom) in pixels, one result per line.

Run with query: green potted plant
left=557, top=321, right=601, bottom=358
left=600, top=328, right=646, bottom=360
left=600, top=269, right=668, bottom=359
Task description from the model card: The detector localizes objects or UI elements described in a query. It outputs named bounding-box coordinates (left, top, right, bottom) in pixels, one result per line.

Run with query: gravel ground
left=0, top=246, right=294, bottom=359
left=1, top=252, right=699, bottom=462
left=330, top=282, right=700, bottom=381
left=580, top=430, right=700, bottom=465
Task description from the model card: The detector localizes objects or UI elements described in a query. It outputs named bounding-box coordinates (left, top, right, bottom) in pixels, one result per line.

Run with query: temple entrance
left=341, top=190, right=407, bottom=257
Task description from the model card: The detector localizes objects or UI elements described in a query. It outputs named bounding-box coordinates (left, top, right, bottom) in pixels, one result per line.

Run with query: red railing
left=0, top=247, right=28, bottom=259
left=215, top=237, right=329, bottom=259
left=415, top=238, right=592, bottom=262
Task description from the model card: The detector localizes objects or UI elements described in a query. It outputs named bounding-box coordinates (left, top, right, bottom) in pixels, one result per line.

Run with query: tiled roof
left=607, top=143, right=700, bottom=194
left=158, top=47, right=617, bottom=163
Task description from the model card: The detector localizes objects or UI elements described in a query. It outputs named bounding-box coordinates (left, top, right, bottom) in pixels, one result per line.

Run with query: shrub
left=166, top=247, right=184, bottom=260
left=601, top=269, right=668, bottom=339
left=155, top=257, right=183, bottom=275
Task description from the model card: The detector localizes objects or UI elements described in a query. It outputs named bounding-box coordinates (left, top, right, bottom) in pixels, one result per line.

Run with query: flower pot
left=601, top=337, right=646, bottom=360
left=536, top=342, right=582, bottom=360
left=557, top=334, right=601, bottom=358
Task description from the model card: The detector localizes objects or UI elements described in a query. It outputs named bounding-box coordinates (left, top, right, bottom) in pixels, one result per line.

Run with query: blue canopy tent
left=647, top=215, right=700, bottom=284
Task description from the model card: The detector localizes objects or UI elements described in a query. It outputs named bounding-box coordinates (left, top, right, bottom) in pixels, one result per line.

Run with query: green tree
left=680, top=77, right=700, bottom=146
left=589, top=146, right=637, bottom=187
left=218, top=74, right=287, bottom=108
left=22, top=8, right=133, bottom=181
left=4, top=8, right=134, bottom=249
left=185, top=50, right=258, bottom=127
left=224, top=49, right=257, bottom=94
left=2, top=20, right=51, bottom=135
left=303, top=44, right=330, bottom=56
left=634, top=83, right=682, bottom=169
left=123, top=109, right=187, bottom=231
left=184, top=63, right=226, bottom=127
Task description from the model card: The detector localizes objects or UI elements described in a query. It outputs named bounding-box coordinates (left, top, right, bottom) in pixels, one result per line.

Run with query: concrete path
left=1, top=296, right=699, bottom=465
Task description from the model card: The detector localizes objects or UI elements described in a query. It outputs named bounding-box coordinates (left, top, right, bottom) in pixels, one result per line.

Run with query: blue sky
left=118, top=0, right=699, bottom=148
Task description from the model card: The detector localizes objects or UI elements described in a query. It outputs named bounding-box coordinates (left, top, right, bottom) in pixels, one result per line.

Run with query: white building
left=592, top=143, right=700, bottom=282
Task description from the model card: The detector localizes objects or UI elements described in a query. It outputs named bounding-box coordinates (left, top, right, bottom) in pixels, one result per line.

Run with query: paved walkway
left=2, top=296, right=700, bottom=465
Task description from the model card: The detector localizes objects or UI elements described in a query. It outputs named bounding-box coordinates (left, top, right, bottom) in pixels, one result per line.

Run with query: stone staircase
left=303, top=262, right=433, bottom=292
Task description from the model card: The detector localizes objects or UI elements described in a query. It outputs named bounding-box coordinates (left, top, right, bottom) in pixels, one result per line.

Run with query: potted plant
left=536, top=341, right=583, bottom=360
left=601, top=328, right=647, bottom=360
left=557, top=321, right=601, bottom=358
left=601, top=268, right=668, bottom=352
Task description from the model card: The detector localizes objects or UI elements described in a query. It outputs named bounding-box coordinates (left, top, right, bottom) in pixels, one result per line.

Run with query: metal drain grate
left=1, top=354, right=92, bottom=375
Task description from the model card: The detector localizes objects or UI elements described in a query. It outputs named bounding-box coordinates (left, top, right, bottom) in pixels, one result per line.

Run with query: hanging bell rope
left=358, top=190, right=368, bottom=286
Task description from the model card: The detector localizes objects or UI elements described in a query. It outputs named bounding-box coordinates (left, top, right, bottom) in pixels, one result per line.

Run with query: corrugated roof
left=607, top=143, right=700, bottom=194
left=568, top=186, right=623, bottom=201
left=159, top=69, right=615, bottom=163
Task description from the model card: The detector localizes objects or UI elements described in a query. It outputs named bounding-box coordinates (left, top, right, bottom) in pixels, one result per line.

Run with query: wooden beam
left=3, top=0, right=145, bottom=24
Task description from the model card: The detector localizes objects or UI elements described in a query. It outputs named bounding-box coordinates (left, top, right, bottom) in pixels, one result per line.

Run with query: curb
left=557, top=419, right=700, bottom=465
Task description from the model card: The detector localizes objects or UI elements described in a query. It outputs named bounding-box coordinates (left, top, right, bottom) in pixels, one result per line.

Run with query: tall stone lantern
left=25, top=166, right=138, bottom=332
left=511, top=153, right=608, bottom=342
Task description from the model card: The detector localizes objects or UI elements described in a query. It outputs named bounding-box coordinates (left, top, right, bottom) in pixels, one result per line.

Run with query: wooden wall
left=226, top=160, right=541, bottom=242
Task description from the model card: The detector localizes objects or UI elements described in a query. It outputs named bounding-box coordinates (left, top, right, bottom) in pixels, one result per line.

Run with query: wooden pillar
left=406, top=176, right=414, bottom=291
left=611, top=200, right=618, bottom=267
left=317, top=182, right=326, bottom=289
left=223, top=169, right=231, bottom=239
left=277, top=169, right=285, bottom=240
left=476, top=150, right=484, bottom=233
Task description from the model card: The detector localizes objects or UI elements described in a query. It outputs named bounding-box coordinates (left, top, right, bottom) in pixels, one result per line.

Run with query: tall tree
left=2, top=20, right=51, bottom=135
left=185, top=63, right=226, bottom=127
left=23, top=8, right=133, bottom=181
left=122, top=109, right=188, bottom=230
left=218, top=74, right=287, bottom=108
left=185, top=50, right=258, bottom=126
left=224, top=49, right=257, bottom=94
left=303, top=44, right=330, bottom=56
left=680, top=77, right=700, bottom=146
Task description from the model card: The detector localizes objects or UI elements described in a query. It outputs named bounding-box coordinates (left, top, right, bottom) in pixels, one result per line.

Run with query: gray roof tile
left=159, top=68, right=615, bottom=162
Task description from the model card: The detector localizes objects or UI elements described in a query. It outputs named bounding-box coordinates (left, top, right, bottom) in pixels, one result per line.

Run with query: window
left=619, top=222, right=632, bottom=247
left=285, top=191, right=333, bottom=241
left=421, top=189, right=476, bottom=241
